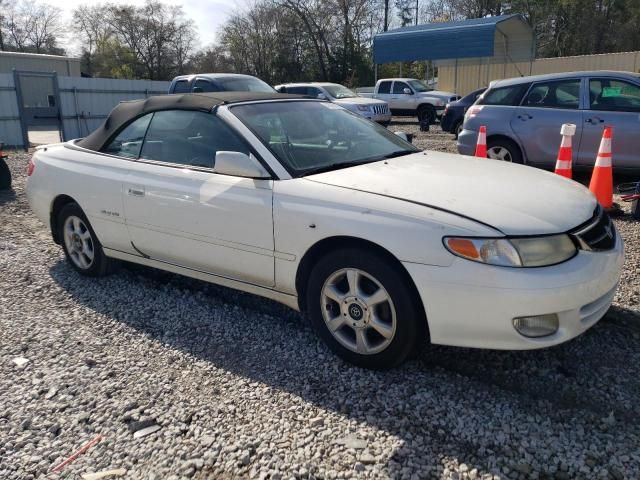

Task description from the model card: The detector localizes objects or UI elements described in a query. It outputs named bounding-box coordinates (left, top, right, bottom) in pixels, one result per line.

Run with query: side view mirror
left=213, top=151, right=270, bottom=178
left=317, top=93, right=327, bottom=100
left=192, top=86, right=204, bottom=93
left=394, top=131, right=413, bottom=144
left=403, top=88, right=413, bottom=95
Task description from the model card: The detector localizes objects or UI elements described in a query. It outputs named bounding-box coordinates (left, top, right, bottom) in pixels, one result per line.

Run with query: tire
left=306, top=248, right=426, bottom=369
left=486, top=138, right=523, bottom=164
left=417, top=104, right=436, bottom=125
left=57, top=203, right=114, bottom=277
left=453, top=120, right=463, bottom=139
left=0, top=159, right=11, bottom=190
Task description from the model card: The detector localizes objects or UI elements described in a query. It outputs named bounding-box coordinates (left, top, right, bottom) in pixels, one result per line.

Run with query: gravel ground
left=1, top=126, right=639, bottom=480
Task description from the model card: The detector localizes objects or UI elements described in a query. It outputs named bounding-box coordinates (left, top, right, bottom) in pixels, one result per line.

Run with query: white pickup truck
left=358, top=78, right=459, bottom=124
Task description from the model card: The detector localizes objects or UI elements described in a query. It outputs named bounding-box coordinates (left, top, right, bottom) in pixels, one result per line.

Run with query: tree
left=2, top=0, right=64, bottom=54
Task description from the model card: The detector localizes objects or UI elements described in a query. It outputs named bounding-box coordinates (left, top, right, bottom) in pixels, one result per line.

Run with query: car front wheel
left=58, top=203, right=114, bottom=277
left=306, top=248, right=425, bottom=369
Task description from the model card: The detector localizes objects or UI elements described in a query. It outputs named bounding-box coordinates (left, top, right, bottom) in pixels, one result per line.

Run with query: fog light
left=513, top=314, right=559, bottom=338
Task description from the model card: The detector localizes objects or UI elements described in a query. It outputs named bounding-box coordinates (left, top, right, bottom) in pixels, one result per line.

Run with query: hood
left=418, top=90, right=457, bottom=101
left=305, top=151, right=596, bottom=235
left=333, top=96, right=387, bottom=106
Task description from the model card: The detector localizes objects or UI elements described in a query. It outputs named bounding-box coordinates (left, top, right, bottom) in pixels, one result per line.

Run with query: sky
left=58, top=0, right=250, bottom=54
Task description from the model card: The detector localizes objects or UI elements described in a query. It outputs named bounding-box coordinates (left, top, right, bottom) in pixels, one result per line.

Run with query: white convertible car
left=26, top=92, right=624, bottom=368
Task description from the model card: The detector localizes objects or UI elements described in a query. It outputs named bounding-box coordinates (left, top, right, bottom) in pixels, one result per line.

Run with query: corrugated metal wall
left=0, top=75, right=170, bottom=148
left=0, top=74, right=22, bottom=148
left=59, top=77, right=169, bottom=139
left=438, top=51, right=640, bottom=95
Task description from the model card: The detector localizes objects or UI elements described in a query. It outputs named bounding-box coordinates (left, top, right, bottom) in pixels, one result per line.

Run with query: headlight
left=357, top=105, right=370, bottom=112
left=444, top=234, right=576, bottom=267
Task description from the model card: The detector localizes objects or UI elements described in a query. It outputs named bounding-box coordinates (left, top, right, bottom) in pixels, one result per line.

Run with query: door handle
left=127, top=188, right=145, bottom=197
left=517, top=114, right=533, bottom=120
left=586, top=117, right=604, bottom=124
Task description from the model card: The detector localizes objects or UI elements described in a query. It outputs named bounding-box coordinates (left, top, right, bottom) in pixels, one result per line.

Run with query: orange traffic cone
left=475, top=126, right=487, bottom=158
left=589, top=126, right=614, bottom=209
left=554, top=123, right=576, bottom=178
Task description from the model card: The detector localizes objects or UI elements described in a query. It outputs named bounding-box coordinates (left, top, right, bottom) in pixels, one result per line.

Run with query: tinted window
left=478, top=83, right=530, bottom=106
left=589, top=78, right=640, bottom=112
left=392, top=82, right=411, bottom=94
left=523, top=79, right=580, bottom=109
left=140, top=110, right=250, bottom=168
left=377, top=81, right=392, bottom=94
left=102, top=114, right=152, bottom=158
left=306, top=87, right=323, bottom=97
left=285, top=86, right=308, bottom=95
left=172, top=80, right=190, bottom=93
left=194, top=79, right=218, bottom=92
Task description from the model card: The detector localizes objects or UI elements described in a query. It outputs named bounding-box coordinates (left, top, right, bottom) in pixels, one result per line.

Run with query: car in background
left=274, top=83, right=391, bottom=125
left=358, top=78, right=459, bottom=124
left=440, top=88, right=486, bottom=137
left=169, top=73, right=276, bottom=94
left=26, top=92, right=623, bottom=368
left=458, top=71, right=640, bottom=169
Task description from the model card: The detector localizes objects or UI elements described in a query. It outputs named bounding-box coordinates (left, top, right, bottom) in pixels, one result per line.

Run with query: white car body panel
left=123, top=160, right=275, bottom=286
left=307, top=151, right=597, bottom=235
left=26, top=99, right=624, bottom=352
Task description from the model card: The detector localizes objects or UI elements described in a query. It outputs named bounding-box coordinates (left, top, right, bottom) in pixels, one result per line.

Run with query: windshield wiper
left=382, top=150, right=414, bottom=159
left=301, top=160, right=369, bottom=176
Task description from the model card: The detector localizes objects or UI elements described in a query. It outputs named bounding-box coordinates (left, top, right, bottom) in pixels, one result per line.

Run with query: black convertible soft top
left=76, top=92, right=304, bottom=152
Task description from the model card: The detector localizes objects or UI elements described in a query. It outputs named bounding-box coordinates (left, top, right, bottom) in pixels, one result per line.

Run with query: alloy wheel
left=487, top=146, right=513, bottom=162
left=63, top=215, right=95, bottom=269
left=320, top=268, right=397, bottom=355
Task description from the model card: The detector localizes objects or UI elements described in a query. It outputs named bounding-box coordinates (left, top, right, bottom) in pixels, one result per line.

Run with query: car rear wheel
left=306, top=248, right=425, bottom=369
left=486, top=138, right=523, bottom=164
left=454, top=120, right=463, bottom=139
left=417, top=105, right=436, bottom=125
left=58, top=203, right=114, bottom=277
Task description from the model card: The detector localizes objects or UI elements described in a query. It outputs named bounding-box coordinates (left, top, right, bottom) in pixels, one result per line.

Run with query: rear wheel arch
left=50, top=194, right=79, bottom=244
left=295, top=236, right=427, bottom=327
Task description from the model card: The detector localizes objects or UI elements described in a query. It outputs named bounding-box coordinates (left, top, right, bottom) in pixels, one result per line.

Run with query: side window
left=172, top=80, right=190, bottom=93
left=193, top=79, right=218, bottom=92
left=523, top=79, right=580, bottom=109
left=306, top=87, right=322, bottom=97
left=139, top=110, right=250, bottom=168
left=478, top=83, right=531, bottom=106
left=392, top=82, right=410, bottom=94
left=285, top=86, right=307, bottom=95
left=589, top=78, right=640, bottom=112
left=102, top=114, right=152, bottom=158
left=377, top=81, right=392, bottom=94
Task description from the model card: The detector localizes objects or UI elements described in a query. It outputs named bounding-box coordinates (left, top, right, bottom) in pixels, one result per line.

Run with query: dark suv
left=168, top=74, right=275, bottom=94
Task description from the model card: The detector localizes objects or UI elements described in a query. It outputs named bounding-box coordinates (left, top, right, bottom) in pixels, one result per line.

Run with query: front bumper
left=404, top=232, right=624, bottom=350
left=362, top=112, right=392, bottom=124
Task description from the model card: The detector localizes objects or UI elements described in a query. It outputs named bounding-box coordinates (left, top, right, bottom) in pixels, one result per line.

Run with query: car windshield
left=231, top=101, right=418, bottom=176
left=407, top=80, right=433, bottom=93
left=215, top=76, right=275, bottom=93
left=323, top=84, right=357, bottom=99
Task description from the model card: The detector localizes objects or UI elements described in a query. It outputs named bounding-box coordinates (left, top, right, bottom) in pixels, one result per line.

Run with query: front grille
left=570, top=206, right=616, bottom=251
left=372, top=104, right=389, bottom=115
